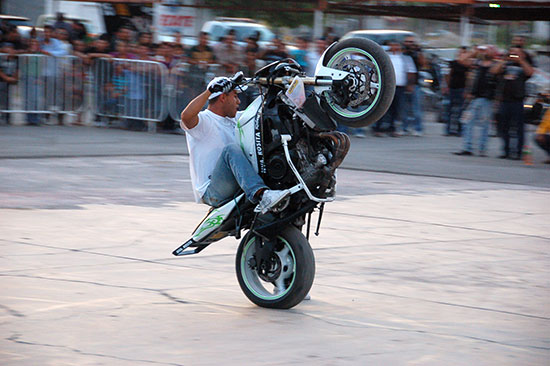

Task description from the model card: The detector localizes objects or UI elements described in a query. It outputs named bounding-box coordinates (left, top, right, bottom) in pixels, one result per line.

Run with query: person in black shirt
left=454, top=46, right=498, bottom=156
left=491, top=46, right=534, bottom=159
left=511, top=35, right=535, bottom=67
left=259, top=38, right=289, bottom=63
left=444, top=47, right=469, bottom=136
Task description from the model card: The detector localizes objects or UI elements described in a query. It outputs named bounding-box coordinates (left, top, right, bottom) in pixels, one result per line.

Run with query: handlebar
left=244, top=76, right=334, bottom=87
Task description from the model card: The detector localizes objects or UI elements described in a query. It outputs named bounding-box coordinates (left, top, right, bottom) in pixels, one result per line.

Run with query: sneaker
left=254, top=189, right=291, bottom=214
left=453, top=150, right=473, bottom=156
left=412, top=130, right=423, bottom=137
left=353, top=130, right=366, bottom=138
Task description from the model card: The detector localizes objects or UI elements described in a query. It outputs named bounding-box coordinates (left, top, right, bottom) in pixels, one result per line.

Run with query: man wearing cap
left=180, top=72, right=290, bottom=213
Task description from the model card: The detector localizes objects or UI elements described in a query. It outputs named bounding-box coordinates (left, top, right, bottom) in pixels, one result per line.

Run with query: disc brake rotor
left=335, top=59, right=371, bottom=107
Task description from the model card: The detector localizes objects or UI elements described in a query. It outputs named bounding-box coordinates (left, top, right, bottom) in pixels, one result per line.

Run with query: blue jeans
left=445, top=88, right=464, bottom=134
left=403, top=85, right=423, bottom=132
left=499, top=101, right=524, bottom=157
left=373, top=86, right=404, bottom=133
left=462, top=98, right=493, bottom=153
left=202, top=143, right=267, bottom=207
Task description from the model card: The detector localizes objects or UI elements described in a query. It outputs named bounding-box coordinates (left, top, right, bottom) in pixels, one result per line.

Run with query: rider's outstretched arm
left=180, top=90, right=211, bottom=130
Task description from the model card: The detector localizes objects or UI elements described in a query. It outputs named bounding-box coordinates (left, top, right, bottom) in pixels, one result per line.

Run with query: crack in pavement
left=327, top=211, right=550, bottom=240
left=317, top=283, right=550, bottom=321
left=6, top=333, right=185, bottom=365
left=0, top=304, right=25, bottom=318
left=294, top=311, right=550, bottom=352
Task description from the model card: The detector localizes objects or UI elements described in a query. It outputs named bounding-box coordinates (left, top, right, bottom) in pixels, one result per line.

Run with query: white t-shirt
left=389, top=53, right=416, bottom=87
left=183, top=109, right=238, bottom=202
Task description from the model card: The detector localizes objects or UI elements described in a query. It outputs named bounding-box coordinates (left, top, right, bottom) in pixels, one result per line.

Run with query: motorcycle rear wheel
left=236, top=225, right=315, bottom=309
left=321, top=38, right=396, bottom=128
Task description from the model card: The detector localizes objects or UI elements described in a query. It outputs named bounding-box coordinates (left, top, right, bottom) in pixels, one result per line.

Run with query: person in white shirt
left=180, top=72, right=290, bottom=213
left=373, top=40, right=416, bottom=136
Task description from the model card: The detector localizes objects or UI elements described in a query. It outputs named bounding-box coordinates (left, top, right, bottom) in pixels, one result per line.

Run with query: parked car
left=341, top=29, right=419, bottom=48
left=201, top=17, right=275, bottom=47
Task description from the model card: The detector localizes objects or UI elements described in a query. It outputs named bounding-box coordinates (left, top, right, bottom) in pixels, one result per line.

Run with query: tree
left=203, top=0, right=316, bottom=28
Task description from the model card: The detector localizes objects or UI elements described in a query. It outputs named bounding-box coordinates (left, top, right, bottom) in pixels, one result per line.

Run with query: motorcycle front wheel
left=236, top=225, right=315, bottom=309
left=320, top=38, right=396, bottom=128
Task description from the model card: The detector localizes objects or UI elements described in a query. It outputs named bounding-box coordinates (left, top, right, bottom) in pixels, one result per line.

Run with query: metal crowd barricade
left=0, top=54, right=84, bottom=116
left=92, top=58, right=169, bottom=129
left=167, top=62, right=220, bottom=122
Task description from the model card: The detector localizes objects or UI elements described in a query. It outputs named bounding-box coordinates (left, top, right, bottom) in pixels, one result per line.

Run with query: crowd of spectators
left=446, top=35, right=546, bottom=162
left=1, top=15, right=548, bottom=162
left=0, top=13, right=333, bottom=129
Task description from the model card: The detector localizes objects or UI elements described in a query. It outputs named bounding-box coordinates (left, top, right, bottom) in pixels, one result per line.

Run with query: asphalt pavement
left=1, top=116, right=549, bottom=365
left=0, top=114, right=549, bottom=187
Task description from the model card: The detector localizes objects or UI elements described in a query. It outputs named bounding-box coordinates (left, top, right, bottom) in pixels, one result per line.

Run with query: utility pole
left=313, top=0, right=327, bottom=40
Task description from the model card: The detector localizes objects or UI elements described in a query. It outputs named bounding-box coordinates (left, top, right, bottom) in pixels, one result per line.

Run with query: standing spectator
left=135, top=44, right=152, bottom=61
left=290, top=37, right=310, bottom=71
left=124, top=62, right=146, bottom=131
left=324, top=26, right=338, bottom=45
left=403, top=35, right=426, bottom=136
left=137, top=31, right=153, bottom=53
left=444, top=47, right=470, bottom=136
left=55, top=28, right=73, bottom=55
left=41, top=25, right=67, bottom=56
left=534, top=109, right=550, bottom=164
left=491, top=46, right=534, bottom=160
left=53, top=12, right=72, bottom=36
left=110, top=26, right=133, bottom=52
left=307, top=37, right=326, bottom=76
left=454, top=46, right=498, bottom=156
left=373, top=40, right=416, bottom=137
left=187, top=32, right=217, bottom=105
left=72, top=39, right=88, bottom=62
left=511, top=35, right=535, bottom=66
left=41, top=25, right=70, bottom=125
left=243, top=48, right=258, bottom=77
left=71, top=39, right=88, bottom=125
left=260, top=38, right=289, bottom=63
left=70, top=20, right=88, bottom=42
left=85, top=35, right=113, bottom=126
left=85, top=35, right=112, bottom=63
left=22, top=39, right=43, bottom=125
left=154, top=42, right=177, bottom=68
left=110, top=41, right=136, bottom=59
left=103, top=63, right=126, bottom=124
left=244, top=33, right=260, bottom=54
left=0, top=43, right=18, bottom=125
left=3, top=25, right=27, bottom=53
left=188, top=32, right=216, bottom=67
left=214, top=29, right=243, bottom=75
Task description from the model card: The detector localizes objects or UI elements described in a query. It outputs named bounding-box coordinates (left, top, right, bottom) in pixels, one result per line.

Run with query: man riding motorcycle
left=180, top=72, right=290, bottom=214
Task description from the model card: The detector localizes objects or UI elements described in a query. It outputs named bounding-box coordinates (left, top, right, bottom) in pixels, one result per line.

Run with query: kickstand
left=306, top=210, right=312, bottom=240
left=314, top=203, right=325, bottom=236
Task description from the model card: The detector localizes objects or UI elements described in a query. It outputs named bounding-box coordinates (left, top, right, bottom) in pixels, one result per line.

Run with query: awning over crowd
left=325, top=0, right=550, bottom=22
left=59, top=0, right=550, bottom=22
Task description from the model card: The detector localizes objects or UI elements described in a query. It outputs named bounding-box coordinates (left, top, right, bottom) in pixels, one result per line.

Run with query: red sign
left=159, top=14, right=194, bottom=27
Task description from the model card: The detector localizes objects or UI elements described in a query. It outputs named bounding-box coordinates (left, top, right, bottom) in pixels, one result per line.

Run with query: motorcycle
left=172, top=38, right=396, bottom=309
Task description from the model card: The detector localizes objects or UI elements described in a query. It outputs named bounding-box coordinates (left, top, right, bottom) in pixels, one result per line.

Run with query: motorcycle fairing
left=236, top=95, right=263, bottom=173
left=172, top=194, right=244, bottom=256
